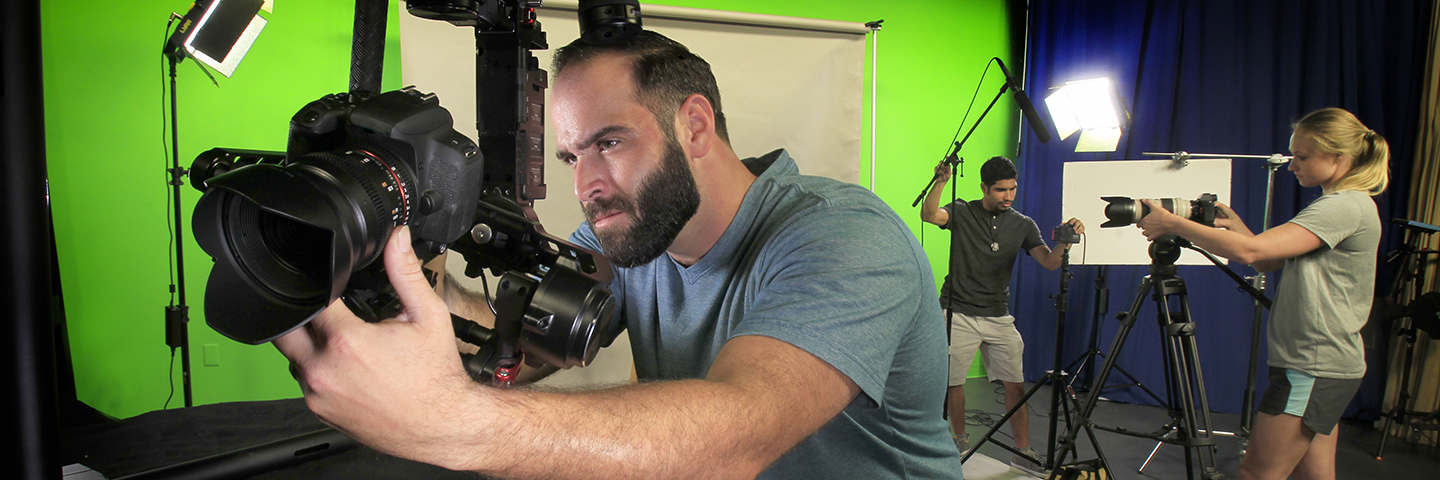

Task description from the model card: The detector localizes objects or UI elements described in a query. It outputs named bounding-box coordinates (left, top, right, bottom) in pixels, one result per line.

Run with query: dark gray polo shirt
left=939, top=199, right=1043, bottom=317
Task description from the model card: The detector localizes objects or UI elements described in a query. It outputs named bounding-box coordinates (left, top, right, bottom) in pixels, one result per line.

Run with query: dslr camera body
left=192, top=87, right=483, bottom=344
left=1052, top=223, right=1081, bottom=244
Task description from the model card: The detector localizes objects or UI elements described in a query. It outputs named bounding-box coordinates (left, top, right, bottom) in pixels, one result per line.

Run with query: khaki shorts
left=948, top=312, right=1024, bottom=386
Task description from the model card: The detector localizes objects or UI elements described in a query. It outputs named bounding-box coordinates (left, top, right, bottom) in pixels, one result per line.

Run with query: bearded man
left=274, top=30, right=962, bottom=479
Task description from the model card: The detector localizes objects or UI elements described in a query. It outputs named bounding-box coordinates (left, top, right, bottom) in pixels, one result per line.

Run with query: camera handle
left=446, top=192, right=614, bottom=384
left=453, top=270, right=536, bottom=385
left=1170, top=237, right=1272, bottom=309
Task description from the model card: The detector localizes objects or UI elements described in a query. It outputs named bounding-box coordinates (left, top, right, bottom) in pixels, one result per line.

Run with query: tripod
left=1375, top=220, right=1440, bottom=459
left=1050, top=237, right=1224, bottom=480
left=962, top=250, right=1113, bottom=476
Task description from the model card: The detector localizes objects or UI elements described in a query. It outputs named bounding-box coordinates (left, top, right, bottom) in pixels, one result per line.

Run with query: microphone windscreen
left=1014, top=90, right=1052, bottom=143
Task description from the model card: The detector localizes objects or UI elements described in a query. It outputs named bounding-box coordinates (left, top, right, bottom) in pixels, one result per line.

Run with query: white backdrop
left=399, top=3, right=869, bottom=385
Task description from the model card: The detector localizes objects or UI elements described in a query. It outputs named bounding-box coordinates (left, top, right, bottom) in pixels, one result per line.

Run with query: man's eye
left=598, top=140, right=619, bottom=151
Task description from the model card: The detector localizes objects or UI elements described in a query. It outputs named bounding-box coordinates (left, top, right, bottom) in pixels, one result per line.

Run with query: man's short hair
left=980, top=156, right=1017, bottom=186
left=552, top=30, right=730, bottom=143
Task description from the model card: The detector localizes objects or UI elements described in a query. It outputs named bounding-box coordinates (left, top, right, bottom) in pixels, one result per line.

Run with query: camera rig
left=188, top=0, right=641, bottom=384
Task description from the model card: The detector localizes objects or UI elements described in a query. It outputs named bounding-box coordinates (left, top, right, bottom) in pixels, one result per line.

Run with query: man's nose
left=573, top=156, right=609, bottom=202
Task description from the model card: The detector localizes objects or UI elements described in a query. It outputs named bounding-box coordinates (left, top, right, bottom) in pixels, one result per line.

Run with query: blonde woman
left=1135, top=107, right=1388, bottom=480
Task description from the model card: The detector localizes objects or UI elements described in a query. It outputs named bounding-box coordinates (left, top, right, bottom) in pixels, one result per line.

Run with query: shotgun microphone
left=994, top=57, right=1051, bottom=143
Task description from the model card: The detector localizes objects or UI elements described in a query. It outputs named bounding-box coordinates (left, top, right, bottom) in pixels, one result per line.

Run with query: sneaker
left=1010, top=448, right=1048, bottom=477
left=953, top=433, right=970, bottom=454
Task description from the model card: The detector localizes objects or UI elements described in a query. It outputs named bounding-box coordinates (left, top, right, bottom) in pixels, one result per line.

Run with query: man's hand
left=933, top=160, right=953, bottom=183
left=1063, top=217, right=1085, bottom=242
left=921, top=161, right=954, bottom=226
left=274, top=225, right=480, bottom=464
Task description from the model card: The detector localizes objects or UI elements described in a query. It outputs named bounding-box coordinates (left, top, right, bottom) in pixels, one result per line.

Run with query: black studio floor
left=958, top=381, right=1440, bottom=479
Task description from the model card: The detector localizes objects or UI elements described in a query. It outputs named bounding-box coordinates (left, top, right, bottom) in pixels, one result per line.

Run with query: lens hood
left=193, top=164, right=370, bottom=344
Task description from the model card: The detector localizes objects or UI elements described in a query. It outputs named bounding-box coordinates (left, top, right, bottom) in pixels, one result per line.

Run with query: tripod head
left=1148, top=235, right=1272, bottom=309
left=1147, top=235, right=1183, bottom=276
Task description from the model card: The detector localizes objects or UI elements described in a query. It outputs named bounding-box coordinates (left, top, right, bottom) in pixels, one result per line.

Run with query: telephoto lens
left=1100, top=193, right=1218, bottom=228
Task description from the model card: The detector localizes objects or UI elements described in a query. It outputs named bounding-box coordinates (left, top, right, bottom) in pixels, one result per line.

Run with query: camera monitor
left=1061, top=158, right=1232, bottom=265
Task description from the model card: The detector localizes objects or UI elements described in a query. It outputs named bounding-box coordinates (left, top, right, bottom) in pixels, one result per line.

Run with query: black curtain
left=1012, top=0, right=1429, bottom=418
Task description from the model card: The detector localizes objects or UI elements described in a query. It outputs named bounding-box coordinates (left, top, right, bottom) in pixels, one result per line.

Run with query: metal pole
left=168, top=57, right=194, bottom=408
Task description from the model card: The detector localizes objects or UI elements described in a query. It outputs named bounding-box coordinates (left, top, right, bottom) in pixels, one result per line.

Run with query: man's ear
left=674, top=93, right=715, bottom=159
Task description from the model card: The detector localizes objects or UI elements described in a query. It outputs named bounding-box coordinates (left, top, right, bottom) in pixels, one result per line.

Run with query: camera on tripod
left=1100, top=193, right=1219, bottom=228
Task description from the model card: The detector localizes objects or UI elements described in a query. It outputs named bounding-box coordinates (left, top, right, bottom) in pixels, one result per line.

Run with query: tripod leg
left=1140, top=439, right=1164, bottom=472
left=1046, top=276, right=1153, bottom=480
left=1155, top=276, right=1221, bottom=479
left=1109, top=361, right=1168, bottom=406
left=1376, top=328, right=1417, bottom=460
left=961, top=373, right=1053, bottom=464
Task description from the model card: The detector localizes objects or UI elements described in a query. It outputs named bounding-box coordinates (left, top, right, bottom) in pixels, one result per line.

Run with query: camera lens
left=226, top=201, right=331, bottom=301
left=291, top=148, right=417, bottom=269
left=193, top=146, right=418, bottom=344
left=1101, top=196, right=1184, bottom=228
left=1102, top=197, right=1143, bottom=228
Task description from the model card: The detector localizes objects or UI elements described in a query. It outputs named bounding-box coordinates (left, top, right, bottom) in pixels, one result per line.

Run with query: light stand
left=163, top=52, right=193, bottom=408
left=1374, top=220, right=1440, bottom=459
left=160, top=0, right=266, bottom=408
left=961, top=249, right=1113, bottom=477
left=1144, top=150, right=1290, bottom=449
left=1071, top=264, right=1107, bottom=389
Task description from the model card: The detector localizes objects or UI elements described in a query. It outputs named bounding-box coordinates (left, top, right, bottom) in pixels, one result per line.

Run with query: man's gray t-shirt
left=938, top=200, right=1044, bottom=317
left=571, top=149, right=963, bottom=479
left=1269, top=190, right=1380, bottom=379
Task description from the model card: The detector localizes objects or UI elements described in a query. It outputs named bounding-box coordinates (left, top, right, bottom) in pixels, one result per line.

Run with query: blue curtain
left=1011, top=0, right=1429, bottom=418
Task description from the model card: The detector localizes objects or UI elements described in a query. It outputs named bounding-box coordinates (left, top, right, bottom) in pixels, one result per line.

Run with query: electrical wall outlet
left=203, top=344, right=220, bottom=366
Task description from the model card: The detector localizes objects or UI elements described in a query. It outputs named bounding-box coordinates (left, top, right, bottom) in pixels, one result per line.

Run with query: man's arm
left=465, top=335, right=860, bottom=479
left=1030, top=218, right=1085, bottom=271
left=920, top=161, right=952, bottom=227
left=276, top=226, right=859, bottom=480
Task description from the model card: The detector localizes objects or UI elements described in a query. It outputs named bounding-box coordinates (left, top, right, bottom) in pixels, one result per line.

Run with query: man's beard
left=582, top=137, right=701, bottom=268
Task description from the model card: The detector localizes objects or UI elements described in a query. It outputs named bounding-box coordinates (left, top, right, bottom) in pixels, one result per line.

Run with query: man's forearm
left=454, top=380, right=771, bottom=479
left=446, top=337, right=856, bottom=480
left=921, top=178, right=949, bottom=223
left=440, top=272, right=497, bottom=327
left=1044, top=243, right=1070, bottom=271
